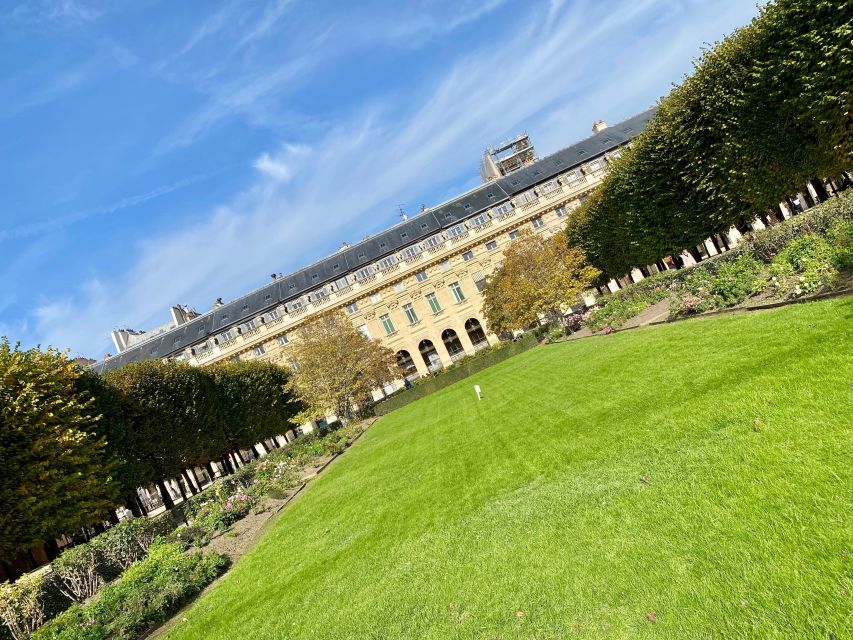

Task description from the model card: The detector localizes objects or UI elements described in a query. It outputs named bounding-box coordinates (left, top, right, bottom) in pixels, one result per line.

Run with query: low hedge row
left=586, top=190, right=853, bottom=329
left=374, top=334, right=538, bottom=416
left=32, top=542, right=227, bottom=640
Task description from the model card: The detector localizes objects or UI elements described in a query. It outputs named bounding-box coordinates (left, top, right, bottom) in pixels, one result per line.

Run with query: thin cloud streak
left=0, top=175, right=211, bottom=241
left=28, top=0, right=758, bottom=355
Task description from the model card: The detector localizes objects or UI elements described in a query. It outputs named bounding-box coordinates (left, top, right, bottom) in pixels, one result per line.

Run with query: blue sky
left=0, top=0, right=761, bottom=358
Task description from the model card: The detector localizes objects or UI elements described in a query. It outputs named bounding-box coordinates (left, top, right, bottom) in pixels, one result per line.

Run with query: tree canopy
left=285, top=312, right=399, bottom=422
left=481, top=230, right=599, bottom=333
left=567, top=0, right=853, bottom=278
left=0, top=339, right=119, bottom=560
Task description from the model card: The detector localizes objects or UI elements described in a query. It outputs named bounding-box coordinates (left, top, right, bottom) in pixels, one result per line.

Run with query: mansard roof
left=91, top=107, right=656, bottom=373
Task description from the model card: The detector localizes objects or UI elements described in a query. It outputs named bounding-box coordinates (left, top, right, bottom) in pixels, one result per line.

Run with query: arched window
left=418, top=339, right=442, bottom=372
left=464, top=318, right=488, bottom=349
left=396, top=350, right=417, bottom=377
left=441, top=328, right=465, bottom=361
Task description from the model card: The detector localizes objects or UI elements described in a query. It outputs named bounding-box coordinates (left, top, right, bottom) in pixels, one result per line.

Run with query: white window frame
left=380, top=314, right=395, bottom=335
left=426, top=292, right=441, bottom=313
left=446, top=223, right=467, bottom=237
left=449, top=282, right=465, bottom=303
left=403, top=303, right=419, bottom=324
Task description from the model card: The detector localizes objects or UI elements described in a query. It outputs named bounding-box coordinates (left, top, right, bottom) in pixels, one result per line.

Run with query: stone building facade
left=93, top=109, right=658, bottom=382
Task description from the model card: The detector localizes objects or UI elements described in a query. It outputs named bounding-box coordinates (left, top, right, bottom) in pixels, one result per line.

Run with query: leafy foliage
left=481, top=230, right=599, bottom=333
left=210, top=360, right=301, bottom=454
left=32, top=542, right=227, bottom=640
left=285, top=312, right=399, bottom=422
left=567, top=0, right=853, bottom=277
left=768, top=235, right=838, bottom=299
left=0, top=573, right=49, bottom=640
left=0, top=340, right=119, bottom=561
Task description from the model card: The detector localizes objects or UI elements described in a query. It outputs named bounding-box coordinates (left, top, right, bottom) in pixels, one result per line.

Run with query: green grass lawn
left=164, top=299, right=853, bottom=640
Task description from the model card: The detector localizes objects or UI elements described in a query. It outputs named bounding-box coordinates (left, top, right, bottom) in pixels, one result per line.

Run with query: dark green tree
left=0, top=339, right=119, bottom=560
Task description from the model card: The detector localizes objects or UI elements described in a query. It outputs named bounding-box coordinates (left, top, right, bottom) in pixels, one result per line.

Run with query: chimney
left=170, top=305, right=189, bottom=327
left=111, top=329, right=129, bottom=353
left=592, top=119, right=608, bottom=134
left=340, top=242, right=350, bottom=252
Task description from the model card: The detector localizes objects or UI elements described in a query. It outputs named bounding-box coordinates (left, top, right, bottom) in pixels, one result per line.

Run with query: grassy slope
left=164, top=299, right=853, bottom=640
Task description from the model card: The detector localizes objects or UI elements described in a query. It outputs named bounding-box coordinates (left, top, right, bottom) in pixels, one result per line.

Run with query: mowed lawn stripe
left=163, top=298, right=852, bottom=640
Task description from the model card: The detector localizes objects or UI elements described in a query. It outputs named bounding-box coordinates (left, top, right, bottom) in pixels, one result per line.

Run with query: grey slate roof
left=91, top=107, right=656, bottom=373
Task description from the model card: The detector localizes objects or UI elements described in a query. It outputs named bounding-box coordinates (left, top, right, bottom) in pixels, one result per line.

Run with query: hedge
left=374, top=334, right=538, bottom=416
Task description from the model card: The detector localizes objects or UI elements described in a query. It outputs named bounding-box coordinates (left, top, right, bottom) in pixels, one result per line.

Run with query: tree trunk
left=155, top=479, right=176, bottom=510
left=133, top=494, right=148, bottom=516
left=687, top=247, right=703, bottom=263
left=205, top=462, right=218, bottom=482
left=182, top=470, right=198, bottom=495
left=174, top=478, right=188, bottom=502
left=709, top=236, right=724, bottom=254
left=810, top=178, right=829, bottom=203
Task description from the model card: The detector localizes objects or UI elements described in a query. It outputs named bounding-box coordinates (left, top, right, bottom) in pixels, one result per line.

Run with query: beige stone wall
left=187, top=157, right=612, bottom=379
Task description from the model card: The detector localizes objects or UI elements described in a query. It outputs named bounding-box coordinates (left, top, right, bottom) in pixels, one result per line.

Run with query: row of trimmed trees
left=1, top=338, right=300, bottom=563
left=566, top=0, right=852, bottom=279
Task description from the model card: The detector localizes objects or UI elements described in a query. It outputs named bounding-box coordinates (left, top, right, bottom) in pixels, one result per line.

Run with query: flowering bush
left=768, top=234, right=838, bottom=298
left=562, top=312, right=585, bottom=334
left=826, top=219, right=853, bottom=269
left=670, top=253, right=765, bottom=317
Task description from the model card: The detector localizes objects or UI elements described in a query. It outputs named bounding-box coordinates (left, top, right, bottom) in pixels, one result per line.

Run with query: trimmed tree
left=0, top=339, right=119, bottom=561
left=211, top=360, right=302, bottom=457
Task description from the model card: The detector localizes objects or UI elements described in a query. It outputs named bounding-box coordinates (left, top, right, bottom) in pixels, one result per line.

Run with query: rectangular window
left=446, top=223, right=467, bottom=238
left=508, top=230, right=520, bottom=240
left=422, top=233, right=444, bottom=249
left=563, top=169, right=583, bottom=185
left=462, top=250, right=474, bottom=261
left=403, top=303, right=419, bottom=324
left=539, top=180, right=559, bottom=194
left=439, top=260, right=450, bottom=272
left=415, top=270, right=428, bottom=282
left=556, top=206, right=566, bottom=218
left=393, top=282, right=406, bottom=293
left=449, top=281, right=465, bottom=303
left=254, top=345, right=265, bottom=356
left=531, top=217, right=544, bottom=229
left=358, top=324, right=372, bottom=340
left=400, top=245, right=421, bottom=259
left=469, top=212, right=490, bottom=227
left=333, top=276, right=350, bottom=290
left=491, top=201, right=513, bottom=217
left=426, top=292, right=441, bottom=313
left=345, top=302, right=358, bottom=314
left=514, top=190, right=537, bottom=205
left=377, top=255, right=397, bottom=270
left=472, top=271, right=486, bottom=292
left=380, top=314, right=395, bottom=335
left=355, top=265, right=376, bottom=280
left=277, top=334, right=289, bottom=345
left=486, top=240, right=498, bottom=251
left=370, top=292, right=382, bottom=303
left=586, top=158, right=604, bottom=172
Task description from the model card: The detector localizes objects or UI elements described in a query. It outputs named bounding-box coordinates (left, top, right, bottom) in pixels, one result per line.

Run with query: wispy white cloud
left=0, top=175, right=211, bottom=241
left=25, top=0, right=760, bottom=355
left=7, top=0, right=102, bottom=27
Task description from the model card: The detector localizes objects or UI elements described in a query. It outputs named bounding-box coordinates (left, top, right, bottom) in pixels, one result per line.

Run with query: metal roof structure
left=91, top=107, right=656, bottom=373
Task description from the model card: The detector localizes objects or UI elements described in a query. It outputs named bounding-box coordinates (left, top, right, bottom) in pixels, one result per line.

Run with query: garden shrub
left=670, top=253, right=766, bottom=317
left=769, top=234, right=838, bottom=298
left=0, top=572, right=49, bottom=640
left=585, top=271, right=677, bottom=331
left=826, top=219, right=853, bottom=269
left=51, top=545, right=104, bottom=604
left=32, top=542, right=227, bottom=640
left=93, top=516, right=174, bottom=575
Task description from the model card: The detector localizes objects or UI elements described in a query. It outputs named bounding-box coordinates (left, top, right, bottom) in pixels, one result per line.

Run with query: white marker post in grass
left=474, top=384, right=482, bottom=400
